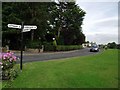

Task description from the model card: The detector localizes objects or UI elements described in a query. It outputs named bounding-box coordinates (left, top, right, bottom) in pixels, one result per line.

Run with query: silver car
left=90, top=45, right=99, bottom=52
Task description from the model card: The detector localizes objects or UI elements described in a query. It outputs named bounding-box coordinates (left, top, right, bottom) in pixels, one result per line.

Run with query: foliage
left=44, top=42, right=54, bottom=51
left=56, top=45, right=83, bottom=51
left=48, top=2, right=86, bottom=45
left=53, top=39, right=57, bottom=47
left=2, top=2, right=86, bottom=50
left=2, top=2, right=50, bottom=49
left=26, top=40, right=41, bottom=49
left=107, top=42, right=117, bottom=49
left=117, top=44, right=120, bottom=49
left=0, top=51, right=19, bottom=80
left=44, top=45, right=83, bottom=51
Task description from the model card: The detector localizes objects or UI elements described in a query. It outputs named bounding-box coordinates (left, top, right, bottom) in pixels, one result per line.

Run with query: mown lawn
left=2, top=49, right=118, bottom=88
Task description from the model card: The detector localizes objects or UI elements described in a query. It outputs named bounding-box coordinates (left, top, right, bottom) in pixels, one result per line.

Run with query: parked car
left=90, top=45, right=99, bottom=52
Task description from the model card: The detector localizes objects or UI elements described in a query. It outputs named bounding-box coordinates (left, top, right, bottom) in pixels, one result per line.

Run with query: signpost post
left=20, top=22, right=24, bottom=71
left=7, top=23, right=37, bottom=71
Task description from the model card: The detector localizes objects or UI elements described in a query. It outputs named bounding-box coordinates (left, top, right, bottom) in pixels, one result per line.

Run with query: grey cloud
left=86, top=33, right=118, bottom=44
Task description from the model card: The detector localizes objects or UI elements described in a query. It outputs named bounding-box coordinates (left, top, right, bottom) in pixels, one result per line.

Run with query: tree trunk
left=31, top=30, right=34, bottom=41
left=58, top=26, right=61, bottom=38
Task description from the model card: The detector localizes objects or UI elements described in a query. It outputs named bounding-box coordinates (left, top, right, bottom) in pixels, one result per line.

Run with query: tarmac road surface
left=15, top=48, right=100, bottom=63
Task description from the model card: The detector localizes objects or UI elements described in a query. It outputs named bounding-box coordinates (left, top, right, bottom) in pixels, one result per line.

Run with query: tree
left=2, top=1, right=86, bottom=50
left=2, top=2, right=22, bottom=48
left=107, top=42, right=117, bottom=49
left=2, top=2, right=51, bottom=49
left=48, top=1, right=86, bottom=45
left=117, top=44, right=120, bottom=49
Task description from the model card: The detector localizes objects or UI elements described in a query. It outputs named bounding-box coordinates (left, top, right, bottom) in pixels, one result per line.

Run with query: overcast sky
left=76, top=0, right=119, bottom=44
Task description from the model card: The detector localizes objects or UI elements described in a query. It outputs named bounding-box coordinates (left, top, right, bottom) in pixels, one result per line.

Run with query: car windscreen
left=92, top=45, right=98, bottom=48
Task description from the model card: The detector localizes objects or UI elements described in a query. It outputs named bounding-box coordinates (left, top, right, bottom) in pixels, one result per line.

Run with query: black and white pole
left=20, top=22, right=24, bottom=71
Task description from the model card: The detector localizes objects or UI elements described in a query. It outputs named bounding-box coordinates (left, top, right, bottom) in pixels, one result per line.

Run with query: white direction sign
left=22, top=29, right=31, bottom=32
left=7, top=24, right=21, bottom=29
left=24, top=25, right=37, bottom=30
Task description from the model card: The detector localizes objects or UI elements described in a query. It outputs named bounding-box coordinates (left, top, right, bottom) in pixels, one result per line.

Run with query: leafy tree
left=2, top=2, right=22, bottom=48
left=2, top=2, right=50, bottom=48
left=48, top=1, right=86, bottom=45
left=2, top=1, right=86, bottom=50
left=117, top=44, right=120, bottom=49
left=107, top=42, right=117, bottom=49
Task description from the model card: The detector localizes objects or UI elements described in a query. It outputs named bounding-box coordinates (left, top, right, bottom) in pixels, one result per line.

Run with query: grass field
left=2, top=49, right=119, bottom=88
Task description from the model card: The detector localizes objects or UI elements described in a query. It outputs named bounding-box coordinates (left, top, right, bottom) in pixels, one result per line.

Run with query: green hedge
left=44, top=45, right=83, bottom=51
left=44, top=45, right=55, bottom=51
left=56, top=45, right=83, bottom=51
left=26, top=41, right=42, bottom=49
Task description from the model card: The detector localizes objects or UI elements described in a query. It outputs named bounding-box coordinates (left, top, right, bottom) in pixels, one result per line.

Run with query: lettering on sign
left=22, top=29, right=31, bottom=32
left=7, top=24, right=21, bottom=29
left=24, top=25, right=37, bottom=29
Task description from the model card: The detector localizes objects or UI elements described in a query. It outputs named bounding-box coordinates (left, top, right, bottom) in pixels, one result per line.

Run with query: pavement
left=13, top=48, right=101, bottom=63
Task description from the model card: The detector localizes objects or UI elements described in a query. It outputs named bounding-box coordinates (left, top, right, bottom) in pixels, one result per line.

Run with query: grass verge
left=2, top=49, right=118, bottom=88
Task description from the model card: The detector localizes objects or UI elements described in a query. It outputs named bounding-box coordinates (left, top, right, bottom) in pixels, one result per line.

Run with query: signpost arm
left=20, top=22, right=24, bottom=71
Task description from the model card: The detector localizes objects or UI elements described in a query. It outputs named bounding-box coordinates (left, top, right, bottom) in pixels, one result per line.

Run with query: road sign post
left=7, top=23, right=37, bottom=71
left=20, top=22, right=24, bottom=71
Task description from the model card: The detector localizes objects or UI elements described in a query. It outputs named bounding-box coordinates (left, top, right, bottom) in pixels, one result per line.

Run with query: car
left=90, top=45, right=99, bottom=52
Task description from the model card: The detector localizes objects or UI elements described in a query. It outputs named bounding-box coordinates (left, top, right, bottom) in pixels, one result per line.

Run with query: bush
left=43, top=42, right=53, bottom=51
left=107, top=42, right=117, bottom=49
left=44, top=45, right=83, bottom=51
left=0, top=51, right=19, bottom=80
left=117, top=44, right=120, bottom=49
left=56, top=45, right=83, bottom=51
left=26, top=41, right=41, bottom=49
left=44, top=45, right=55, bottom=51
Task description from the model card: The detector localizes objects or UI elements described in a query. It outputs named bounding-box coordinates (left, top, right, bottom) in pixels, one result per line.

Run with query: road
left=15, top=48, right=100, bottom=63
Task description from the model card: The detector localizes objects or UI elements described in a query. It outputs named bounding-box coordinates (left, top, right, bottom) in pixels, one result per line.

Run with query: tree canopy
left=2, top=1, right=86, bottom=49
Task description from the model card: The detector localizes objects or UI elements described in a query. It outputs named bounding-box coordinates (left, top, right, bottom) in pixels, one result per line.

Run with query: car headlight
left=95, top=48, right=98, bottom=50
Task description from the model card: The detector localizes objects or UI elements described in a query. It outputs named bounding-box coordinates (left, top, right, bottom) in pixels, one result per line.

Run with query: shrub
left=43, top=42, right=54, bottom=51
left=56, top=45, right=83, bottom=51
left=117, top=44, right=120, bottom=49
left=107, top=42, right=117, bottom=49
left=0, top=51, right=19, bottom=80
left=26, top=41, right=42, bottom=49
left=44, top=45, right=83, bottom=51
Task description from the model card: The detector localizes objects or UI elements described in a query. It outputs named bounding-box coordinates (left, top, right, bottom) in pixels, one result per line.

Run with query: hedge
left=44, top=45, right=83, bottom=51
left=26, top=41, right=42, bottom=49
left=56, top=45, right=83, bottom=51
left=44, top=45, right=55, bottom=51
